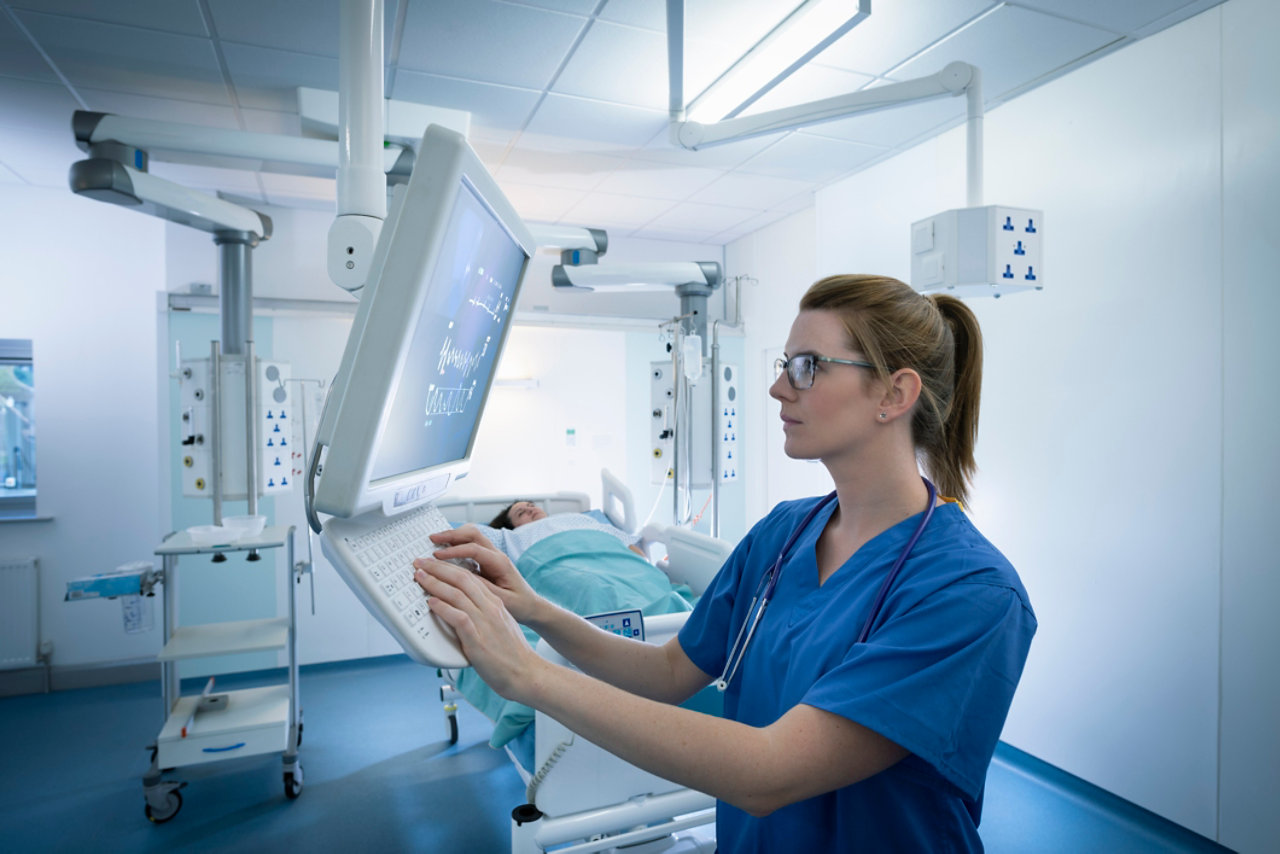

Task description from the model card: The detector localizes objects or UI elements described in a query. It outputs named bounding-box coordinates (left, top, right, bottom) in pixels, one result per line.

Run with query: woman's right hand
left=418, top=525, right=541, bottom=624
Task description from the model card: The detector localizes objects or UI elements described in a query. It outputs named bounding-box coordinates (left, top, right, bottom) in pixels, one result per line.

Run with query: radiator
left=0, top=557, right=39, bottom=670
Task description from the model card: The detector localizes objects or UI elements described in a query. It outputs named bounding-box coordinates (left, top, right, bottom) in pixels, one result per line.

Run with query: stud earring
left=879, top=412, right=888, bottom=420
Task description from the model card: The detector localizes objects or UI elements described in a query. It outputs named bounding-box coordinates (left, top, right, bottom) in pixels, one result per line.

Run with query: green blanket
left=452, top=529, right=695, bottom=748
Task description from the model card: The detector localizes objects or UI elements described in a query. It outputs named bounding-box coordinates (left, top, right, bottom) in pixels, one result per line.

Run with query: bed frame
left=435, top=470, right=725, bottom=854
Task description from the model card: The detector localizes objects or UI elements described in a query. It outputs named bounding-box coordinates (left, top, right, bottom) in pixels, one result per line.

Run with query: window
left=0, top=338, right=35, bottom=518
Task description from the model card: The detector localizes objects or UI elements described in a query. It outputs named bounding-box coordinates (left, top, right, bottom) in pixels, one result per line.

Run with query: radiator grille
left=0, top=557, right=39, bottom=670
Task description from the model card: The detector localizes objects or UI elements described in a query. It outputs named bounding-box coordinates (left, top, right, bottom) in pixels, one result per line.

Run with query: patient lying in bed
left=445, top=514, right=695, bottom=750
left=467, top=500, right=648, bottom=562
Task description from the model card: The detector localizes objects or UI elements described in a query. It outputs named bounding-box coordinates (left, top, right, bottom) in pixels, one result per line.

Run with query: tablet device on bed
left=305, top=124, right=534, bottom=668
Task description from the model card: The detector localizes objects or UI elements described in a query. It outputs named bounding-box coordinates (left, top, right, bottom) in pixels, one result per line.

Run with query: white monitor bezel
left=311, top=124, right=534, bottom=520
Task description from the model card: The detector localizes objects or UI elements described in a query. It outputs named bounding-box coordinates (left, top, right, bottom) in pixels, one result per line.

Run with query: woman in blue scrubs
left=416, top=273, right=1036, bottom=852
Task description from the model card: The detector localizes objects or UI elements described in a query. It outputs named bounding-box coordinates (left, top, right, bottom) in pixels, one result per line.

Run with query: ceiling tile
left=693, top=170, right=816, bottom=208
left=506, top=0, right=599, bottom=15
left=523, top=93, right=668, bottom=148
left=742, top=63, right=876, bottom=116
left=734, top=132, right=882, bottom=182
left=890, top=5, right=1121, bottom=103
left=629, top=223, right=720, bottom=243
left=0, top=78, right=83, bottom=133
left=494, top=146, right=623, bottom=191
left=597, top=0, right=666, bottom=31
left=221, top=43, right=338, bottom=112
left=707, top=207, right=795, bottom=242
left=397, top=0, right=587, bottom=89
left=392, top=70, right=540, bottom=132
left=211, top=0, right=339, bottom=56
left=563, top=190, right=677, bottom=229
left=1133, top=0, right=1227, bottom=38
left=817, top=0, right=993, bottom=77
left=654, top=199, right=760, bottom=235
left=552, top=21, right=667, bottom=109
left=15, top=11, right=230, bottom=106
left=1014, top=0, right=1196, bottom=36
left=9, top=0, right=210, bottom=36
left=0, top=8, right=59, bottom=84
left=496, top=180, right=591, bottom=222
left=0, top=160, right=23, bottom=184
left=593, top=161, right=723, bottom=201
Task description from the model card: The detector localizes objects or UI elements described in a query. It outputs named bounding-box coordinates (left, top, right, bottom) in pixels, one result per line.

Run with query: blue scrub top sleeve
left=803, top=579, right=1036, bottom=801
left=677, top=524, right=759, bottom=680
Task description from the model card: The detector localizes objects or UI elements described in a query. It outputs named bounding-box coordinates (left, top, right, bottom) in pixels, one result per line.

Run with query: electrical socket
left=910, top=205, right=1044, bottom=298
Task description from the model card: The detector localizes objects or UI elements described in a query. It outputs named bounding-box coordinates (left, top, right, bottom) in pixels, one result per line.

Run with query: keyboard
left=319, top=502, right=470, bottom=668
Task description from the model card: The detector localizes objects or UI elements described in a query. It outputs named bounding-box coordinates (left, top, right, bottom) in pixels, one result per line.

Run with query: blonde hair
left=799, top=274, right=984, bottom=504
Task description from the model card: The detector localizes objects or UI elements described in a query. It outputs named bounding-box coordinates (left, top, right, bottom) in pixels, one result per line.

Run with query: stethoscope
left=714, top=477, right=938, bottom=692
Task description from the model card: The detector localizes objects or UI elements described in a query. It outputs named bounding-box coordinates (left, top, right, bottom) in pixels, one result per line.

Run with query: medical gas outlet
left=910, top=205, right=1044, bottom=298
left=718, top=363, right=740, bottom=484
left=178, top=357, right=295, bottom=499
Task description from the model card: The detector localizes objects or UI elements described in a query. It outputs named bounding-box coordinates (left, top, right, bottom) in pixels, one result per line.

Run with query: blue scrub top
left=679, top=496, right=1036, bottom=853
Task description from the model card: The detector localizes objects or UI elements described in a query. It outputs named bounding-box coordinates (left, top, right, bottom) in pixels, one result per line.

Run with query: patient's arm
left=415, top=555, right=908, bottom=816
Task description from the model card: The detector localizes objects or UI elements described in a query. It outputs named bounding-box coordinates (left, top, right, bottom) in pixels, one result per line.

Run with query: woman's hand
left=419, top=526, right=541, bottom=624
left=412, top=554, right=545, bottom=702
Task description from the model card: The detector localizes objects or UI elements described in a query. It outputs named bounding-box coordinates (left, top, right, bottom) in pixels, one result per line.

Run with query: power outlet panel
left=910, top=205, right=1044, bottom=298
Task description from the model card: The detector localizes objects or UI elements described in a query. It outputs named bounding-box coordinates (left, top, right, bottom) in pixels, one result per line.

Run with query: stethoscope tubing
left=714, top=478, right=938, bottom=693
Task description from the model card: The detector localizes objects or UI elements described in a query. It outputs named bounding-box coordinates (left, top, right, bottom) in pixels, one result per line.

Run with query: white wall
left=1218, top=0, right=1280, bottom=850
left=0, top=186, right=167, bottom=667
left=726, top=2, right=1278, bottom=849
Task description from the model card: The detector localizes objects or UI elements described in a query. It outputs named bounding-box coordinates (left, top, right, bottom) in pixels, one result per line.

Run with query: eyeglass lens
left=775, top=355, right=816, bottom=389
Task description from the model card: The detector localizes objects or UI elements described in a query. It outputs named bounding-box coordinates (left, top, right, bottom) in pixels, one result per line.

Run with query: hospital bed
left=435, top=471, right=727, bottom=854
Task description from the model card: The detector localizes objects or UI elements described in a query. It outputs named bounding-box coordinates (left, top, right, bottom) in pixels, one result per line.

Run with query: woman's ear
left=878, top=368, right=922, bottom=421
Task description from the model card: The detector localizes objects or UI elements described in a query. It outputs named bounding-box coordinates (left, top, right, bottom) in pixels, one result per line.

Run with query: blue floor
left=0, top=656, right=1232, bottom=852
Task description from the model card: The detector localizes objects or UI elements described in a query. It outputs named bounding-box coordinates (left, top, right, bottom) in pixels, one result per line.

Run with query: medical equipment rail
left=141, top=525, right=303, bottom=823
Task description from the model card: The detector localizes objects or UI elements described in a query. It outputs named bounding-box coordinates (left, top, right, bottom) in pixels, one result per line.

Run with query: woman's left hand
left=413, top=558, right=546, bottom=702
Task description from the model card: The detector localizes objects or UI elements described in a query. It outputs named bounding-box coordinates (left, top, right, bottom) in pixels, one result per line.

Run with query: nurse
left=415, top=273, right=1036, bottom=852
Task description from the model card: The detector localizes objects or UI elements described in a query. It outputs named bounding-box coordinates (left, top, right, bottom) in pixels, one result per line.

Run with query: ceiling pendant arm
left=666, top=0, right=684, bottom=121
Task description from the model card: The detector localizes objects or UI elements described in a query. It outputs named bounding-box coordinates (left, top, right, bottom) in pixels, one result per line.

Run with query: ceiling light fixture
left=686, top=0, right=870, bottom=124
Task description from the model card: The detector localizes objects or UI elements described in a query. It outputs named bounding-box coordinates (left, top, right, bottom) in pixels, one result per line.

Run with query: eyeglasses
left=774, top=353, right=874, bottom=390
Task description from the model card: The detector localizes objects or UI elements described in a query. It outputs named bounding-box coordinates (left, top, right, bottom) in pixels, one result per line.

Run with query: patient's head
left=491, top=500, right=548, bottom=529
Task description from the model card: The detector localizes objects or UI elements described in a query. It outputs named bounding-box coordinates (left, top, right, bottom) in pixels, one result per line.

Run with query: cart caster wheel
left=284, top=767, right=303, bottom=800
left=448, top=714, right=458, bottom=745
left=297, top=722, right=303, bottom=747
left=145, top=790, right=183, bottom=823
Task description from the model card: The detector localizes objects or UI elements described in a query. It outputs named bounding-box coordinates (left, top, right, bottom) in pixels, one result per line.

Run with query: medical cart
left=142, top=525, right=303, bottom=823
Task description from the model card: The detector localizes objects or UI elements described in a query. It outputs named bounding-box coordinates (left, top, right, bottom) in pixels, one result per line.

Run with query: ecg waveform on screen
left=424, top=383, right=476, bottom=419
left=467, top=293, right=511, bottom=322
left=437, top=335, right=490, bottom=379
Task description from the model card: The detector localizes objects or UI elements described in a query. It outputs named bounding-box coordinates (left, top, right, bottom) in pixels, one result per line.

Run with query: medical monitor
left=310, top=125, right=534, bottom=521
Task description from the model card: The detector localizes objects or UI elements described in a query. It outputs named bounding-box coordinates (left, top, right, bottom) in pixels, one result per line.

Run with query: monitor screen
left=369, top=180, right=523, bottom=482
left=309, top=125, right=535, bottom=521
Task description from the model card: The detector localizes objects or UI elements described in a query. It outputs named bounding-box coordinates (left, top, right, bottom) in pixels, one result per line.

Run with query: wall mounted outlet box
left=910, top=205, right=1044, bottom=298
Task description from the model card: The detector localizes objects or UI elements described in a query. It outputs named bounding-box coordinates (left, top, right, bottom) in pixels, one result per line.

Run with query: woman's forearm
left=523, top=597, right=703, bottom=705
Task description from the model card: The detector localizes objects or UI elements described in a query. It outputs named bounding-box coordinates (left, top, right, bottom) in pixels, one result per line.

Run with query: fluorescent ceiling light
left=687, top=0, right=869, bottom=123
